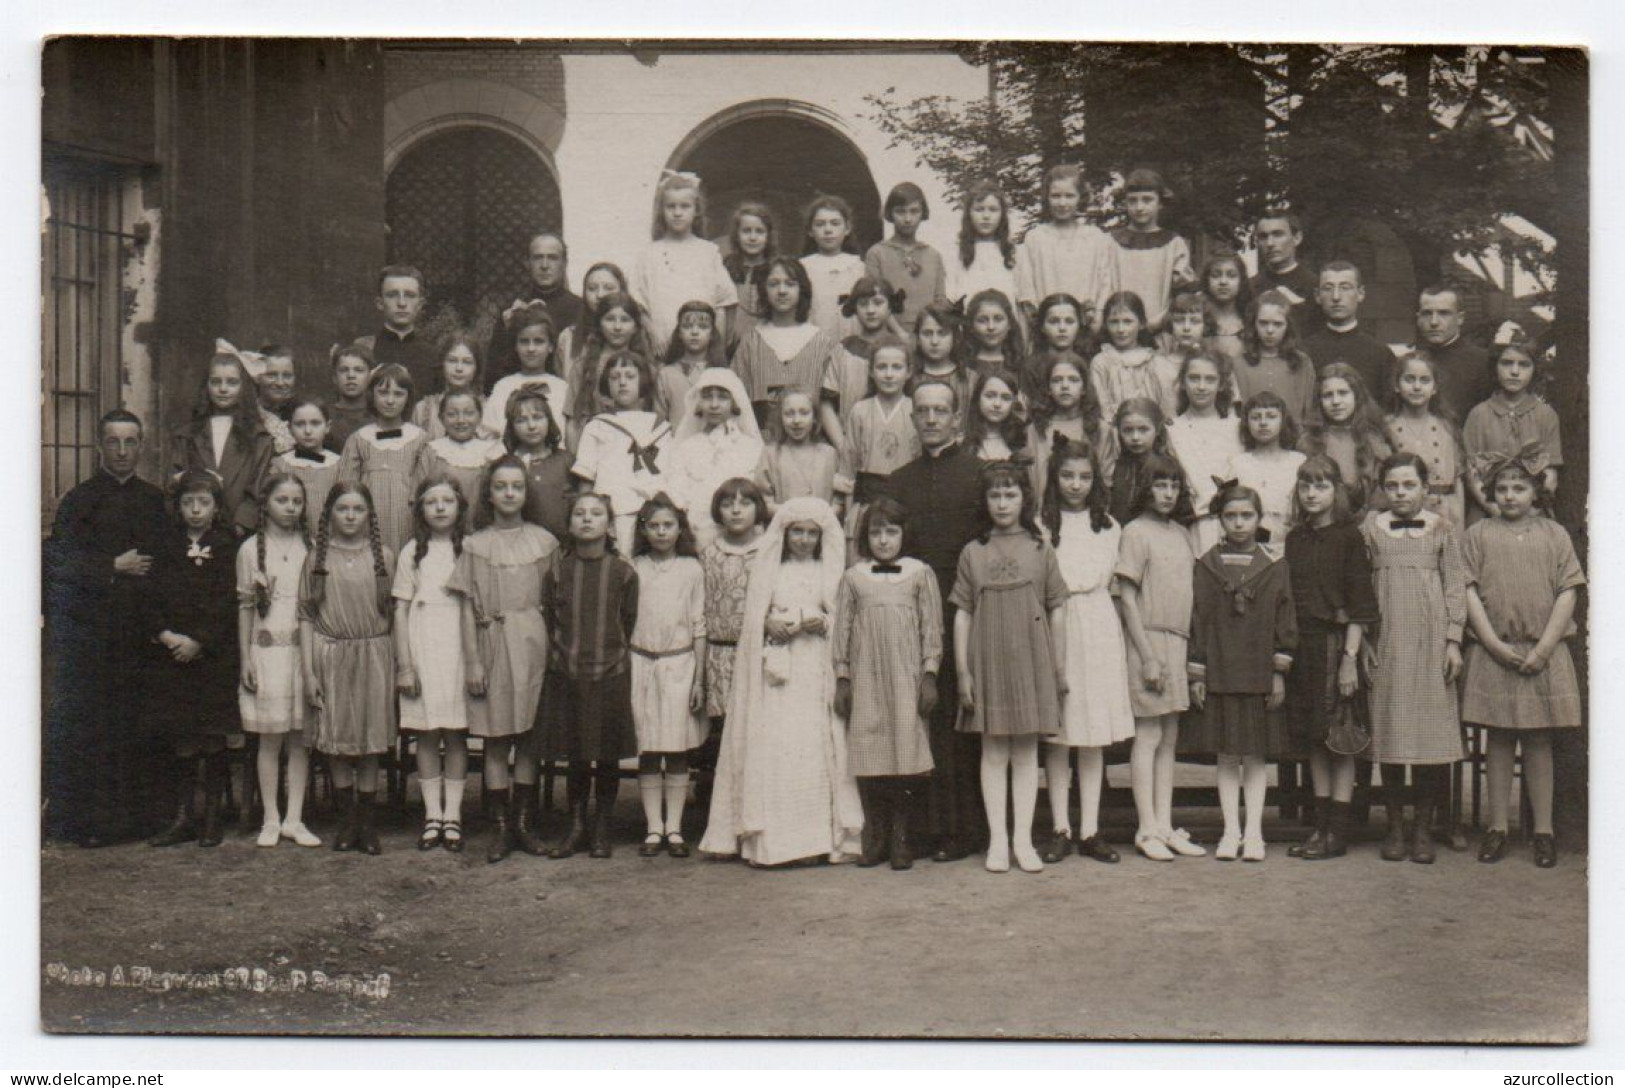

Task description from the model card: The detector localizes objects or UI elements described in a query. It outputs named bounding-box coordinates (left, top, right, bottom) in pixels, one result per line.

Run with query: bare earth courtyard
left=39, top=807, right=1586, bottom=1043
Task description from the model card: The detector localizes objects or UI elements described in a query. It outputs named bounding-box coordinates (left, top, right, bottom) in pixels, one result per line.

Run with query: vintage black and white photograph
left=34, top=35, right=1590, bottom=1044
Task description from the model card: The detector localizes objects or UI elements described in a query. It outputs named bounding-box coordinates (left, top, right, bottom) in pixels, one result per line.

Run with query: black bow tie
left=871, top=563, right=903, bottom=574
left=1389, top=518, right=1426, bottom=530
left=293, top=449, right=325, bottom=463
left=375, top=428, right=403, bottom=440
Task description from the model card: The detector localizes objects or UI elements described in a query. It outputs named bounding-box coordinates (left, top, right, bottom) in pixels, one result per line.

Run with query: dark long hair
left=957, top=182, right=1015, bottom=272
left=974, top=461, right=1044, bottom=545
left=408, top=474, right=469, bottom=568
left=632, top=492, right=697, bottom=558
left=308, top=481, right=390, bottom=616
left=964, top=369, right=1030, bottom=459
left=1041, top=435, right=1112, bottom=545
left=1128, top=452, right=1196, bottom=523
left=190, top=353, right=264, bottom=437
left=723, top=201, right=778, bottom=283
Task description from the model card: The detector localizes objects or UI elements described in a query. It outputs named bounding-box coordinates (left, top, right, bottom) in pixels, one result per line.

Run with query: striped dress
left=1361, top=509, right=1467, bottom=764
left=832, top=558, right=942, bottom=776
left=535, top=550, right=641, bottom=762
left=732, top=323, right=842, bottom=422
left=338, top=422, right=428, bottom=558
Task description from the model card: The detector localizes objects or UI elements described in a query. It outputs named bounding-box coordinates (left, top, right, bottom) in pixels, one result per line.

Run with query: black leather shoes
left=1077, top=835, right=1120, bottom=863
left=1533, top=833, right=1558, bottom=868
left=1477, top=829, right=1509, bottom=863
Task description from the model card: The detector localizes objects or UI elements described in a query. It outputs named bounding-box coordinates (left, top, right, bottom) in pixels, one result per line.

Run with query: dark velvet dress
left=1283, top=519, right=1378, bottom=749
left=139, top=526, right=242, bottom=746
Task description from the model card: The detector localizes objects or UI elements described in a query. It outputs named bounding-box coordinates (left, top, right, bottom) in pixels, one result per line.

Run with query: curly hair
left=963, top=369, right=1030, bottom=459
left=1040, top=435, right=1112, bottom=545
left=408, top=474, right=469, bottom=568
left=1201, top=250, right=1256, bottom=327
left=1299, top=363, right=1393, bottom=504
left=632, top=492, right=697, bottom=558
left=1242, top=290, right=1310, bottom=372
left=959, top=288, right=1026, bottom=375
left=435, top=328, right=486, bottom=392
left=503, top=385, right=564, bottom=455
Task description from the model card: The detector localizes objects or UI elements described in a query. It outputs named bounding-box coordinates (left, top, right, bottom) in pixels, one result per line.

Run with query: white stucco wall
left=551, top=50, right=989, bottom=273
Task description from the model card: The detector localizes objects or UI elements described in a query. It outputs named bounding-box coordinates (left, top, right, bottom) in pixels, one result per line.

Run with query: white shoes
left=1215, top=832, right=1241, bottom=861
left=281, top=822, right=322, bottom=847
left=985, top=839, right=1011, bottom=873
left=1012, top=842, right=1044, bottom=873
left=1135, top=831, right=1175, bottom=862
left=1242, top=835, right=1267, bottom=862
left=257, top=821, right=281, bottom=848
left=1163, top=827, right=1207, bottom=858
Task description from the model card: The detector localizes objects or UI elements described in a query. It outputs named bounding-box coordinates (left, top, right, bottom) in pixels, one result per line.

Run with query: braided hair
left=253, top=471, right=312, bottom=618
left=409, top=474, right=470, bottom=568
left=309, top=481, right=390, bottom=616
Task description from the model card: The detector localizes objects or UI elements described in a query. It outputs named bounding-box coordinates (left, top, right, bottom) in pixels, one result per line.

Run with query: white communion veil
left=699, top=496, right=864, bottom=857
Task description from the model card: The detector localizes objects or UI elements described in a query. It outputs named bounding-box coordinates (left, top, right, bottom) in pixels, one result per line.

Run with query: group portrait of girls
left=53, top=164, right=1582, bottom=874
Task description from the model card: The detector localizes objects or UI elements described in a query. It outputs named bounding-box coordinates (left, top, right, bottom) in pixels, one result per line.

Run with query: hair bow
left=1207, top=476, right=1240, bottom=517
left=945, top=296, right=969, bottom=320
left=1492, top=320, right=1529, bottom=348
left=1472, top=441, right=1548, bottom=486
left=660, top=169, right=702, bottom=187
left=216, top=338, right=268, bottom=381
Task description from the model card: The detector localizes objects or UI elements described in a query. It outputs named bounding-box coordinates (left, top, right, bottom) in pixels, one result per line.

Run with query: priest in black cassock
left=43, top=408, right=169, bottom=845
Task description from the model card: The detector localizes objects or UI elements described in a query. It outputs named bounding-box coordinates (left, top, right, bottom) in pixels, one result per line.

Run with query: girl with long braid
left=298, top=481, right=396, bottom=855
left=237, top=472, right=320, bottom=848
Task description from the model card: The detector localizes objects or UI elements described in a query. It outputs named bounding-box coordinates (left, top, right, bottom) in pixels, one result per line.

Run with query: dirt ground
left=38, top=794, right=1587, bottom=1045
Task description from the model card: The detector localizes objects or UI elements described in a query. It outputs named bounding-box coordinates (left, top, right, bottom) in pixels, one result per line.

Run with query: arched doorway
left=671, top=110, right=882, bottom=256
left=385, top=126, right=561, bottom=336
